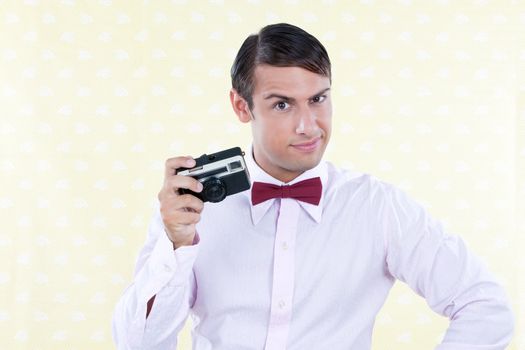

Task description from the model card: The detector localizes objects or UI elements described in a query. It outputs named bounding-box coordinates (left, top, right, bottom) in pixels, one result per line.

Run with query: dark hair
left=230, top=23, right=331, bottom=110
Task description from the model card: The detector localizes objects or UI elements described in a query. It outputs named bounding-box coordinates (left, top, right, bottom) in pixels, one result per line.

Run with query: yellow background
left=1, top=0, right=524, bottom=349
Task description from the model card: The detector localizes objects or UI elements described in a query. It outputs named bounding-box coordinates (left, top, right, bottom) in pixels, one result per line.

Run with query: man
left=113, top=23, right=514, bottom=349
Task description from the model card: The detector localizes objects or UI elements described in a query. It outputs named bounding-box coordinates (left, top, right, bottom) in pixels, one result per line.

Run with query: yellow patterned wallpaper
left=1, top=1, right=524, bottom=349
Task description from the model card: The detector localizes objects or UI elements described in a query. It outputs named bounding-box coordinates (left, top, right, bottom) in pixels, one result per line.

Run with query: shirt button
left=163, top=264, right=172, bottom=272
left=281, top=242, right=288, bottom=250
left=278, top=300, right=286, bottom=309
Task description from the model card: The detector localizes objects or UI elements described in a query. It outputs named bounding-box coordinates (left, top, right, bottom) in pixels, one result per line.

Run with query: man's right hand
left=158, top=156, right=204, bottom=249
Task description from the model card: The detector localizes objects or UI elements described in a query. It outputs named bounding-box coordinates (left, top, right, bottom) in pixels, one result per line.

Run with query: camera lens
left=202, top=178, right=226, bottom=203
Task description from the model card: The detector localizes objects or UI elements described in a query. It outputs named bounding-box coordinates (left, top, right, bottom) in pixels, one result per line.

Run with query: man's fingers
left=159, top=194, right=204, bottom=214
left=163, top=175, right=203, bottom=195
left=161, top=203, right=202, bottom=227
left=164, top=156, right=196, bottom=178
left=173, top=211, right=201, bottom=225
left=159, top=155, right=204, bottom=248
left=172, top=194, right=204, bottom=213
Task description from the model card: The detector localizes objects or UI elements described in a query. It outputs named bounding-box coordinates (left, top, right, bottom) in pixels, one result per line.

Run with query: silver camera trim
left=177, top=155, right=248, bottom=183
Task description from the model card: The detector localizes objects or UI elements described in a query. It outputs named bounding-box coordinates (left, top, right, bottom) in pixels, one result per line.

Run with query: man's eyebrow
left=263, top=88, right=331, bottom=101
left=263, top=93, right=294, bottom=101
left=309, top=88, right=331, bottom=99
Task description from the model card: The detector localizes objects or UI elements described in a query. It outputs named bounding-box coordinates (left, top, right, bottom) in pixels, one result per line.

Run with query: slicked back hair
left=231, top=23, right=331, bottom=110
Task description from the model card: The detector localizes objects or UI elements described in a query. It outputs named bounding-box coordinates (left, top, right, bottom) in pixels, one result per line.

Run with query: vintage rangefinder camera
left=176, top=147, right=251, bottom=203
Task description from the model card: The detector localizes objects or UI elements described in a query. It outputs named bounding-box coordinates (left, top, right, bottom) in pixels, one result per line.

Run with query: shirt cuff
left=192, top=232, right=200, bottom=245
left=134, top=227, right=200, bottom=303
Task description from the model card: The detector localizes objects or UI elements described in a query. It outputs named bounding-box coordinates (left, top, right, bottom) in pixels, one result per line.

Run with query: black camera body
left=176, top=147, right=251, bottom=203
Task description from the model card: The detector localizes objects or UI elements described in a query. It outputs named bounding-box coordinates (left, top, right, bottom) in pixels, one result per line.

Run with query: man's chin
left=288, top=155, right=324, bottom=173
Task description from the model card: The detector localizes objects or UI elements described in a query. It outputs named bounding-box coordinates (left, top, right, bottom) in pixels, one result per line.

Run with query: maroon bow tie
left=251, top=177, right=322, bottom=206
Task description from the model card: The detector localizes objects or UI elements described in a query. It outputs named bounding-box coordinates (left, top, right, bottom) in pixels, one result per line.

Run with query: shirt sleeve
left=383, top=185, right=514, bottom=349
left=112, top=202, right=199, bottom=349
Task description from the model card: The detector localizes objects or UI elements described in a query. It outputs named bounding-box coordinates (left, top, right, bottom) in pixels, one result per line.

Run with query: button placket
left=264, top=198, right=300, bottom=350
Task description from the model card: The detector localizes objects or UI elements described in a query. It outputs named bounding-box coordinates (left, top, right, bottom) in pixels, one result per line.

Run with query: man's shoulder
left=324, top=161, right=427, bottom=219
left=323, top=160, right=400, bottom=201
left=324, top=160, right=388, bottom=187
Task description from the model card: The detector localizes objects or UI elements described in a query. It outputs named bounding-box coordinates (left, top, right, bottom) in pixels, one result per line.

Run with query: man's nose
left=295, top=108, right=319, bottom=135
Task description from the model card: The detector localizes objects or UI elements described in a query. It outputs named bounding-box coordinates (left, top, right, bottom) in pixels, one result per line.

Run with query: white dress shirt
left=112, top=146, right=514, bottom=349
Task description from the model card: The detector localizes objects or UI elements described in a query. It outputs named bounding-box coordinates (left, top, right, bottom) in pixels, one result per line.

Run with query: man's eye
left=274, top=101, right=289, bottom=111
left=311, top=95, right=326, bottom=103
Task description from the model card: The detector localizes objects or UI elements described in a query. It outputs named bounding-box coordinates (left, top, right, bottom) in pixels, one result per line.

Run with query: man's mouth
left=290, top=137, right=322, bottom=152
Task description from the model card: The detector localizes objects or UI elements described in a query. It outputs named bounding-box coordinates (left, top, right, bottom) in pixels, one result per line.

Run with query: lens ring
left=202, top=178, right=226, bottom=203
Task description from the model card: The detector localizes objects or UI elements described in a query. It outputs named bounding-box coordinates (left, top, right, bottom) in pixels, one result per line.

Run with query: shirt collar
left=242, top=144, right=327, bottom=225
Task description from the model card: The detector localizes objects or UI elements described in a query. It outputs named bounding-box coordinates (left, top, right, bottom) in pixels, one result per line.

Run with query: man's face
left=232, top=65, right=332, bottom=183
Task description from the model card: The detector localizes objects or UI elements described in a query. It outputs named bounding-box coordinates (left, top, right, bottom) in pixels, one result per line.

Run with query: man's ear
left=230, top=89, right=252, bottom=123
